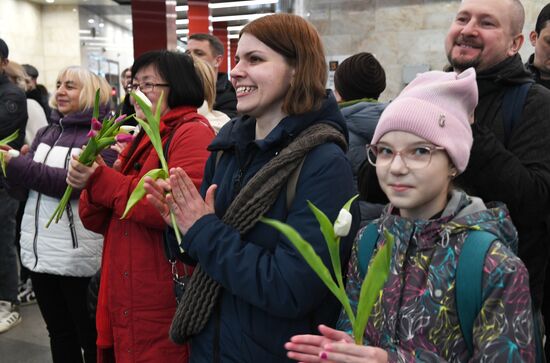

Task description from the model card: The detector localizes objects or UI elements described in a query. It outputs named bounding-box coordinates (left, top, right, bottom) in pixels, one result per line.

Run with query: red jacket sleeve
left=81, top=121, right=214, bottom=230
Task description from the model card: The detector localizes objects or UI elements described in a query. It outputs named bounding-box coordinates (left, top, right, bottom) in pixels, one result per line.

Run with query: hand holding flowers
left=46, top=89, right=133, bottom=227
left=262, top=196, right=394, bottom=345
left=285, top=324, right=388, bottom=363
left=0, top=130, right=19, bottom=176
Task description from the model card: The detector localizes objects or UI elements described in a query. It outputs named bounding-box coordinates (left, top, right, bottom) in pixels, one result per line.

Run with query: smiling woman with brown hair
left=144, top=13, right=359, bottom=363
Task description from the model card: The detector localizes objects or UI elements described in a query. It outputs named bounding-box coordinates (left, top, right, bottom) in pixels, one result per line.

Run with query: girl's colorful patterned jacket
left=338, top=190, right=534, bottom=362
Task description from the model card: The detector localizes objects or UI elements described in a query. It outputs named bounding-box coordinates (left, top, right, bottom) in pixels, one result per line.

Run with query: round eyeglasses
left=126, top=82, right=169, bottom=93
left=366, top=144, right=446, bottom=169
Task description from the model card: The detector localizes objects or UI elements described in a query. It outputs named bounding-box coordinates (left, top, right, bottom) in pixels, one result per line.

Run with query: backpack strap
left=502, top=82, right=533, bottom=147
left=456, top=230, right=498, bottom=357
left=358, top=223, right=381, bottom=277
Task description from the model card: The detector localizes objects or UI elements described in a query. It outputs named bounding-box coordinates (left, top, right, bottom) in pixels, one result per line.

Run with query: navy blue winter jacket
left=180, top=92, right=358, bottom=362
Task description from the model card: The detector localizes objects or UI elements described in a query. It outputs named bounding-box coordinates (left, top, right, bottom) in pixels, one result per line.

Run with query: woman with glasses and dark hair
left=67, top=50, right=215, bottom=363
left=285, top=69, right=534, bottom=362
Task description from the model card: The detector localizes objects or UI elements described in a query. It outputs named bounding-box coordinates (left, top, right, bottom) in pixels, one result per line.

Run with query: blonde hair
left=4, top=61, right=29, bottom=92
left=193, top=57, right=216, bottom=112
left=50, top=66, right=111, bottom=111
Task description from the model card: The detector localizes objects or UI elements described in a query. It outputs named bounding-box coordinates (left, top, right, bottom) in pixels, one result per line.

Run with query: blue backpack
left=358, top=222, right=543, bottom=361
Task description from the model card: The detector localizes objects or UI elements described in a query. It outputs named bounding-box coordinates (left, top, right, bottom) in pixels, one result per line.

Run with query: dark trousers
left=31, top=271, right=97, bottom=363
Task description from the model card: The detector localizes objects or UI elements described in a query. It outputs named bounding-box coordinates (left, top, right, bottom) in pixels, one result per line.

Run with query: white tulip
left=119, top=125, right=137, bottom=134
left=7, top=149, right=20, bottom=158
left=133, top=89, right=153, bottom=107
left=334, top=208, right=352, bottom=237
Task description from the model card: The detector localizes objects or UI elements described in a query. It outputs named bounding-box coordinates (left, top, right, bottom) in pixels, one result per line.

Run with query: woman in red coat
left=67, top=51, right=215, bottom=362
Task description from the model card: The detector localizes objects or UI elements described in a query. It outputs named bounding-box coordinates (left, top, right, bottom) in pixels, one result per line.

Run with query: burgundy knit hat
left=371, top=68, right=477, bottom=173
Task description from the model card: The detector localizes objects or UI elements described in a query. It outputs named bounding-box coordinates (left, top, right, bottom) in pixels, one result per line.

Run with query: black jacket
left=526, top=54, right=550, bottom=90
left=360, top=55, right=550, bottom=309
left=0, top=74, right=27, bottom=149
left=26, top=87, right=51, bottom=119
left=214, top=72, right=237, bottom=118
left=455, top=55, right=550, bottom=309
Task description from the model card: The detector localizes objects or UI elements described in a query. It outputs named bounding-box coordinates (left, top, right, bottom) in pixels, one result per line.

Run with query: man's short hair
left=22, top=64, right=39, bottom=79
left=509, top=0, right=525, bottom=35
left=188, top=33, right=225, bottom=57
left=0, top=38, right=9, bottom=60
left=535, top=3, right=550, bottom=34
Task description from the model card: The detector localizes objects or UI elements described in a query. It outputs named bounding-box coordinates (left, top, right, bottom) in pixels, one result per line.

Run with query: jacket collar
left=208, top=90, right=348, bottom=153
left=49, top=105, right=110, bottom=127
left=159, top=105, right=203, bottom=131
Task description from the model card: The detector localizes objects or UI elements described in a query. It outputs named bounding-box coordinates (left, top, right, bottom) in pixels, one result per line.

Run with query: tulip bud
left=87, top=130, right=98, bottom=138
left=7, top=149, right=20, bottom=158
left=115, top=133, right=134, bottom=143
left=133, top=89, right=152, bottom=107
left=91, top=118, right=102, bottom=131
left=119, top=125, right=137, bottom=134
left=114, top=114, right=127, bottom=123
left=334, top=208, right=352, bottom=237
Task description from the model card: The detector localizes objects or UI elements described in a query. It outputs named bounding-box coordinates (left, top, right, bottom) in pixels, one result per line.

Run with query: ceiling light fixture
left=176, top=0, right=277, bottom=12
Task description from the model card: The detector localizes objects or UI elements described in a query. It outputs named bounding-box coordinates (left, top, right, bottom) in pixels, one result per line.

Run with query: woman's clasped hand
left=144, top=167, right=217, bottom=234
left=285, top=325, right=388, bottom=363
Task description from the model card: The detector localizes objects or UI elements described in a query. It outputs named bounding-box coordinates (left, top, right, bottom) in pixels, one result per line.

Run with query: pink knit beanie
left=371, top=68, right=478, bottom=173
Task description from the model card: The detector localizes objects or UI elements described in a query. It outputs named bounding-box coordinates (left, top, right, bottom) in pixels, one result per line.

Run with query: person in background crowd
left=526, top=3, right=550, bottom=358
left=359, top=2, right=550, bottom=358
left=22, top=64, right=51, bottom=119
left=527, top=3, right=550, bottom=89
left=68, top=50, right=215, bottom=363
left=4, top=61, right=48, bottom=145
left=3, top=60, right=48, bottom=307
left=286, top=68, right=534, bottom=363
left=334, top=52, right=387, bottom=226
left=0, top=37, right=27, bottom=335
left=145, top=13, right=359, bottom=363
left=193, top=57, right=231, bottom=133
left=187, top=33, right=238, bottom=118
left=0, top=66, right=115, bottom=363
left=118, top=67, right=135, bottom=119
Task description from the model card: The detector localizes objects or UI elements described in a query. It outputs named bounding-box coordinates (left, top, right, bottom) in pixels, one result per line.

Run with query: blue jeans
left=0, top=188, right=19, bottom=304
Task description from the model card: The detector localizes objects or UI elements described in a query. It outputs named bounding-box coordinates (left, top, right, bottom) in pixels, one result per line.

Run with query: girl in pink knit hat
left=286, top=68, right=535, bottom=362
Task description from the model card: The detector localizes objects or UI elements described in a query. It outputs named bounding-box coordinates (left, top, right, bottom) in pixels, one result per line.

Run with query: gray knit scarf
left=169, top=122, right=347, bottom=344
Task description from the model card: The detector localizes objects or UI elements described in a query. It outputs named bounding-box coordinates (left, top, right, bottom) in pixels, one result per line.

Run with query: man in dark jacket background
left=526, top=3, right=550, bottom=358
left=445, top=0, right=550, bottom=356
left=0, top=38, right=27, bottom=334
left=527, top=3, right=550, bottom=90
left=186, top=33, right=237, bottom=118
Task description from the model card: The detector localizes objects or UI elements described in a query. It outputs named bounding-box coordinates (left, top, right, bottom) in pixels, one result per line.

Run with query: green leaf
left=78, top=138, right=99, bottom=166
left=342, top=194, right=359, bottom=212
left=353, top=228, right=394, bottom=344
left=92, top=89, right=100, bottom=120
left=261, top=217, right=353, bottom=321
left=0, top=130, right=19, bottom=145
left=0, top=152, right=6, bottom=177
left=121, top=168, right=168, bottom=219
left=154, top=92, right=164, bottom=129
left=130, top=91, right=155, bottom=126
left=306, top=200, right=343, bottom=289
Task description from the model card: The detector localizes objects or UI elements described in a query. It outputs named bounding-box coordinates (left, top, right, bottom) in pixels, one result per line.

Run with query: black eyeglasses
left=126, top=82, right=169, bottom=93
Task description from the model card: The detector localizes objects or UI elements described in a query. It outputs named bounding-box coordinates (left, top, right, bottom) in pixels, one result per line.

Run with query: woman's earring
left=450, top=170, right=457, bottom=178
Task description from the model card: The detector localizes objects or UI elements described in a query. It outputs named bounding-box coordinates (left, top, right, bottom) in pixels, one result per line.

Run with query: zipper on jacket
left=392, top=225, right=416, bottom=345
left=233, top=147, right=256, bottom=196
left=63, top=144, right=78, bottom=249
left=32, top=121, right=65, bottom=267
